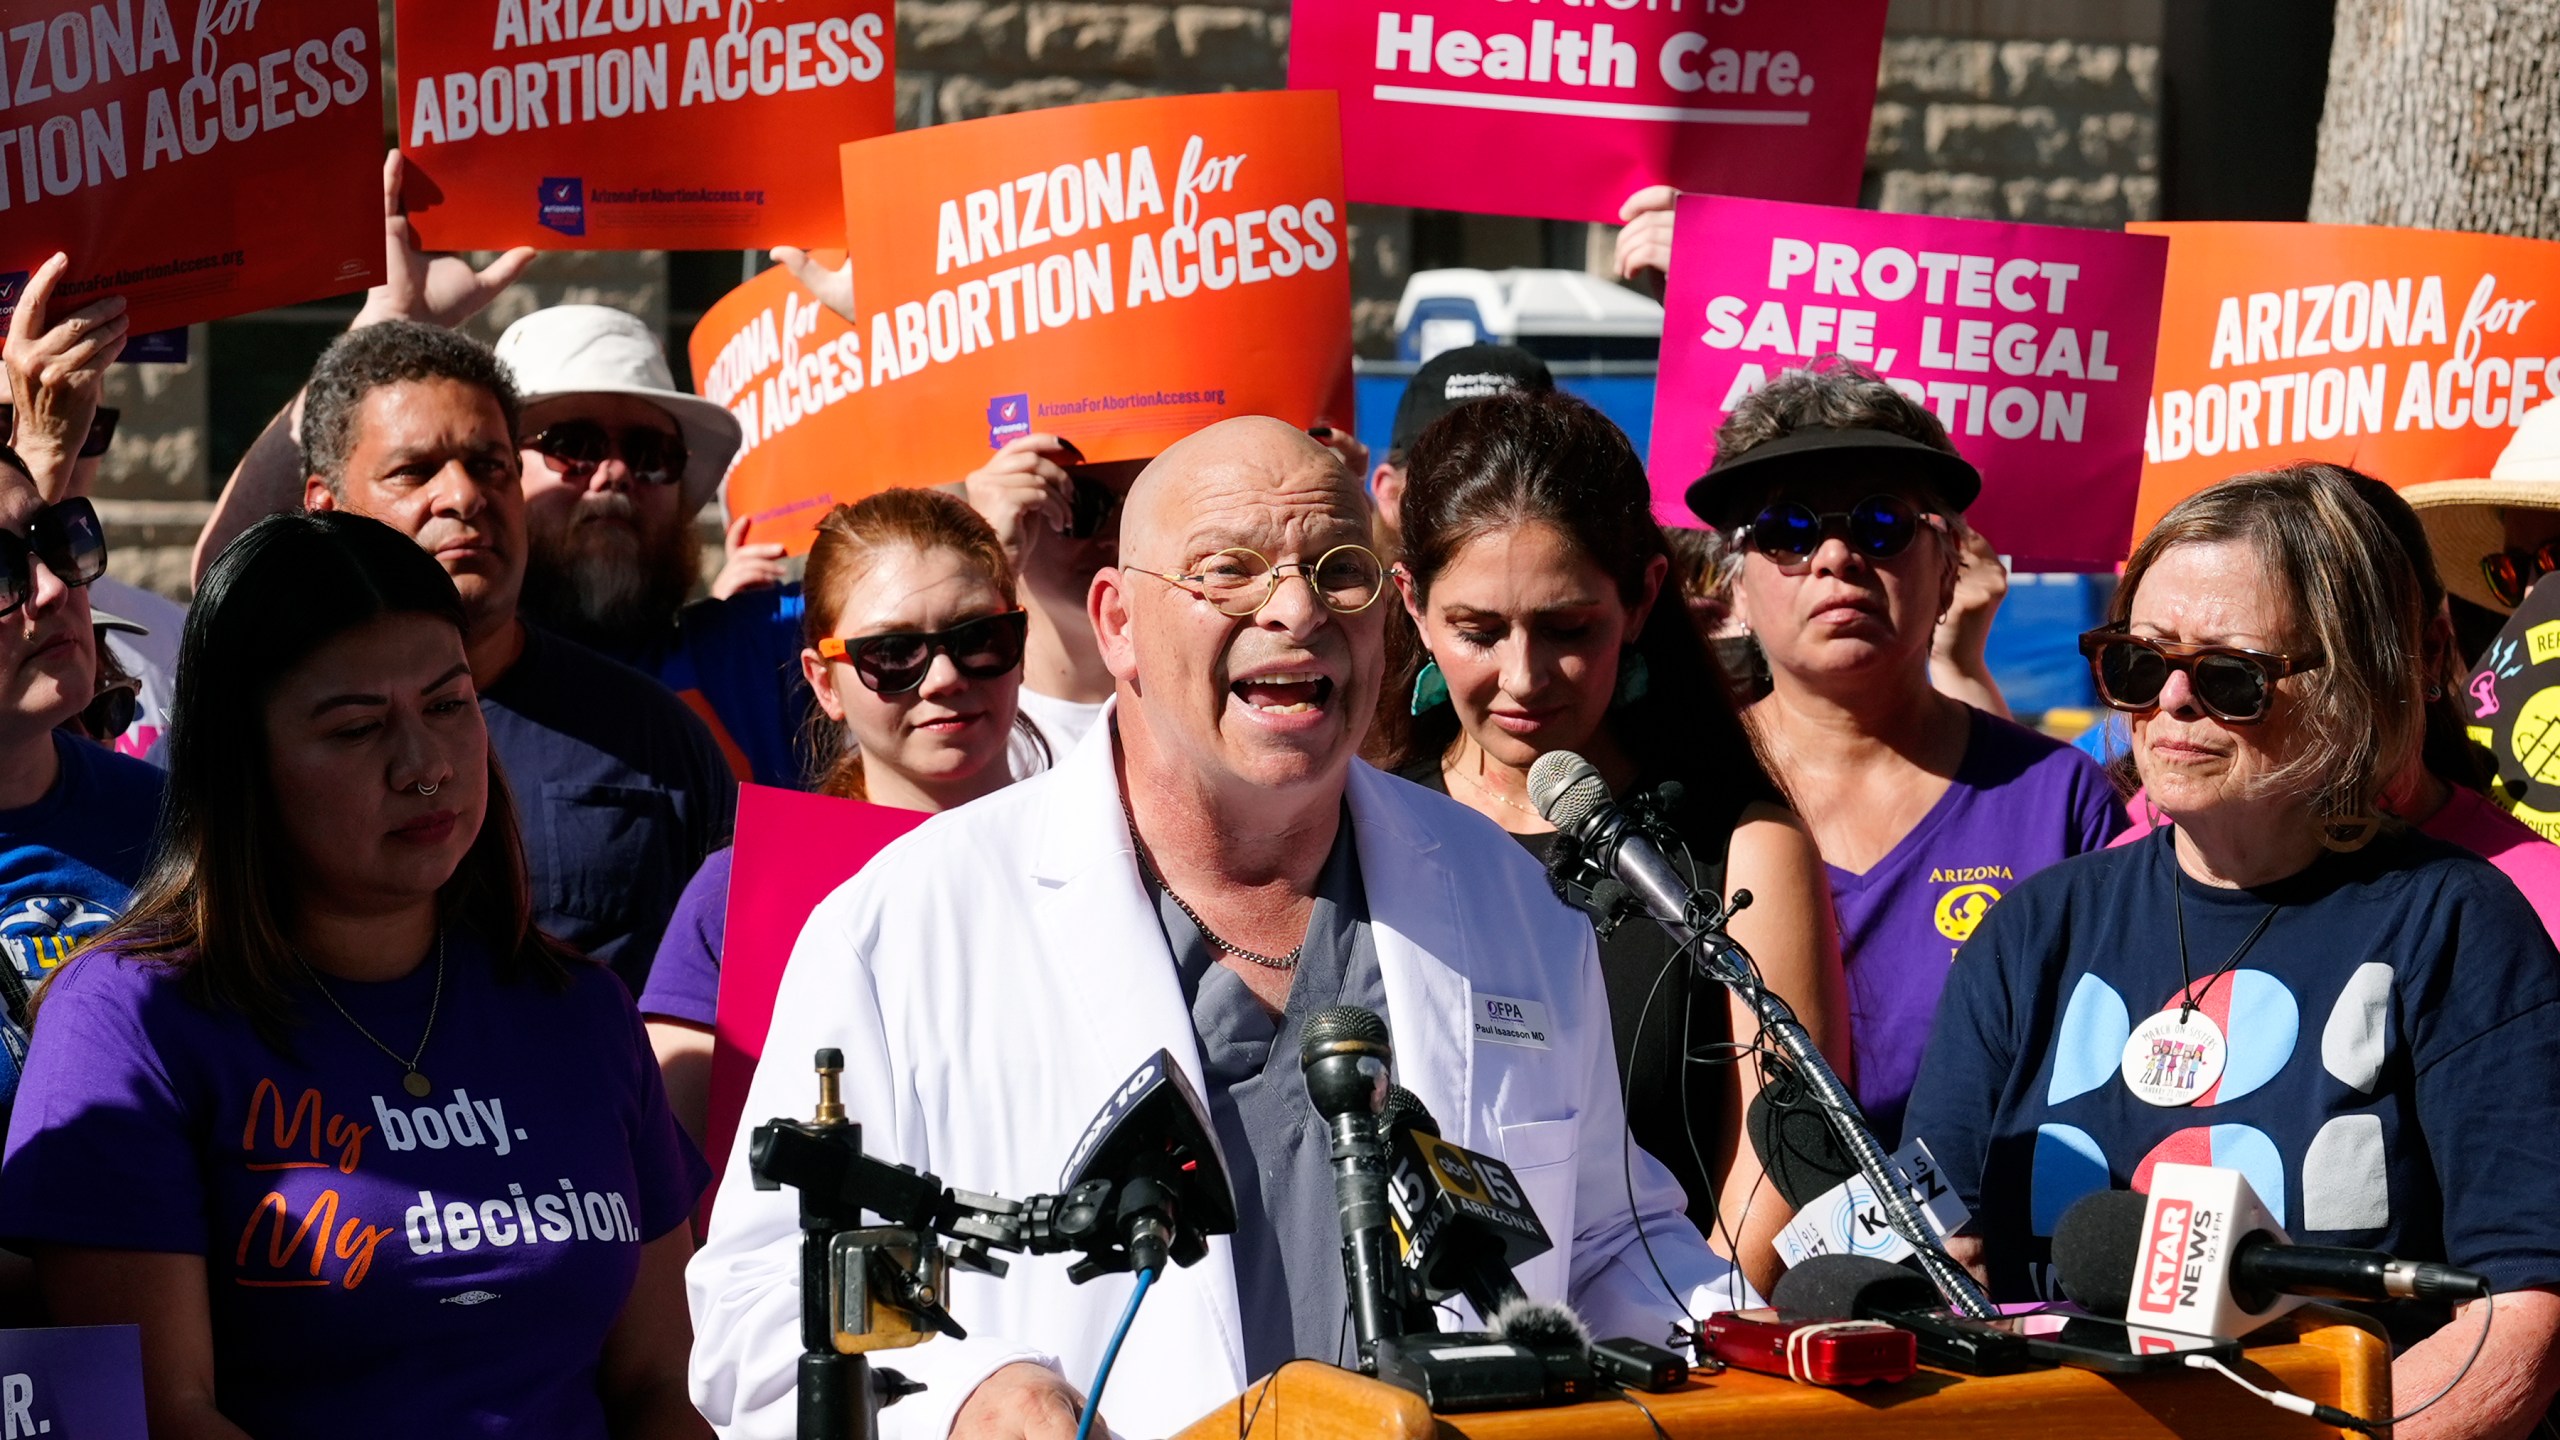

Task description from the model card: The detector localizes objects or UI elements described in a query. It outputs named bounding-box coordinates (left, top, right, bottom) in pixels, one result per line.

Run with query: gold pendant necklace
left=295, top=931, right=446, bottom=1097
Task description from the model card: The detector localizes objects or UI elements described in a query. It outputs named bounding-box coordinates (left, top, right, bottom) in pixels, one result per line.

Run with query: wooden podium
left=1173, top=1310, right=2390, bottom=1440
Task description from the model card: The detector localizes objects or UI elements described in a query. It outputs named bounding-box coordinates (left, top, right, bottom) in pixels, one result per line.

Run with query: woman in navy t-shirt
left=1908, top=467, right=2560, bottom=1440
left=0, top=513, right=710, bottom=1438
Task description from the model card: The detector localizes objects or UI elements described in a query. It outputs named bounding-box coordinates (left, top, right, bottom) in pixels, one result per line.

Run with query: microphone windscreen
left=1527, top=750, right=1610, bottom=831
left=2052, top=1190, right=2149, bottom=1318
left=1378, top=1084, right=1438, bottom=1138
left=1770, top=1254, right=1938, bottom=1320
left=1745, top=1070, right=1860, bottom=1209
left=1491, top=1297, right=1591, bottom=1351
left=1300, top=1005, right=1388, bottom=1063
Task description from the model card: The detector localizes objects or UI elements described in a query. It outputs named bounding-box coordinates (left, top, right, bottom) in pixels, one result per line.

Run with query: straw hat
left=494, top=305, right=743, bottom=521
left=2403, top=399, right=2560, bottom=613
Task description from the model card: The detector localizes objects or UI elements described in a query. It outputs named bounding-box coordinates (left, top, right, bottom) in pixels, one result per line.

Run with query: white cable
left=2184, top=1354, right=2324, bottom=1419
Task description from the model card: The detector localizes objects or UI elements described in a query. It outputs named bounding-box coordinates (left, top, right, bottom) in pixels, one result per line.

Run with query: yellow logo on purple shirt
left=1933, top=878, right=2006, bottom=942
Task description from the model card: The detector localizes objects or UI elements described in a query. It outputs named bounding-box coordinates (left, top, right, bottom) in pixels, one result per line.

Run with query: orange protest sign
left=688, top=258, right=866, bottom=544
left=693, top=90, right=1356, bottom=554
left=2132, top=222, right=2560, bottom=537
left=393, top=0, right=893, bottom=250
left=0, top=0, right=384, bottom=335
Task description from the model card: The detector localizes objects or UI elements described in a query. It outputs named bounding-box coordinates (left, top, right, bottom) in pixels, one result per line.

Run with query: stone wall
left=1865, top=36, right=2161, bottom=227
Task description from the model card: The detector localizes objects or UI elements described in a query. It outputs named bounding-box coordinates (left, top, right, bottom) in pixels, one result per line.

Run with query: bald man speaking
left=687, top=420, right=1743, bottom=1440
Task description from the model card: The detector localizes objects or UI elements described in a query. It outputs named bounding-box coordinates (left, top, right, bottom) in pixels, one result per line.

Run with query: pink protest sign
left=706, top=784, right=926, bottom=1194
left=1649, top=195, right=2171, bottom=571
left=1288, top=0, right=1886, bottom=223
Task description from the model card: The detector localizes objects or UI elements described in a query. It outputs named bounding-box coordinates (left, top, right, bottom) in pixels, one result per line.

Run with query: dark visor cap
left=1684, top=426, right=1984, bottom=528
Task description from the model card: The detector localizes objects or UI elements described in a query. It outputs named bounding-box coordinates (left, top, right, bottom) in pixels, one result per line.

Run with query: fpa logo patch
left=0, top=271, right=28, bottom=324
left=987, top=393, right=1031, bottom=448
left=537, top=178, right=586, bottom=237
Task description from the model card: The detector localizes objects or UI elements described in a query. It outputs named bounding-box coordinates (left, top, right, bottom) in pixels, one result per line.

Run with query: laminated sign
left=395, top=0, right=895, bottom=249
left=1649, top=195, right=2169, bottom=570
left=694, top=89, right=1357, bottom=554
left=1289, top=0, right=1887, bottom=222
left=2132, top=222, right=2560, bottom=535
left=0, top=0, right=384, bottom=334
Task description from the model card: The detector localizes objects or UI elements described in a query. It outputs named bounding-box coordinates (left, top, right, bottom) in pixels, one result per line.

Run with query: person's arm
left=36, top=1249, right=254, bottom=1440
left=598, top=1227, right=715, bottom=1438
left=1929, top=527, right=2011, bottom=719
left=645, top=1018, right=715, bottom=1152
left=3, top=252, right=128, bottom=504
left=1614, top=185, right=1679, bottom=284
left=1711, top=804, right=1849, bottom=1298
left=2395, top=1288, right=2560, bottom=1440
left=191, top=149, right=534, bottom=583
left=711, top=514, right=790, bottom=599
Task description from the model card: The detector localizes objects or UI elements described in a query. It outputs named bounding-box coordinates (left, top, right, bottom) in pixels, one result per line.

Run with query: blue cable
left=1073, top=1266, right=1156, bottom=1440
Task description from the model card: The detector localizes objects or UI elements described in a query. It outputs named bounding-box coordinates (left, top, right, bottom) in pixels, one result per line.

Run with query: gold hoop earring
left=2318, top=813, right=2381, bottom=852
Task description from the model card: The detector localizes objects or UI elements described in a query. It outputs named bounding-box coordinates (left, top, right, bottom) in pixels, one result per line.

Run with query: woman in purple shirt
left=1694, top=359, right=2126, bottom=1146
left=0, top=513, right=709, bottom=1438
left=639, top=488, right=1044, bottom=1146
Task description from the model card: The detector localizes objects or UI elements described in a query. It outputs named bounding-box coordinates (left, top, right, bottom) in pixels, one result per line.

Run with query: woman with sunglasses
left=0, top=511, right=710, bottom=1437
left=637, top=488, right=1042, bottom=1144
left=1696, top=361, right=2124, bottom=1148
left=1906, top=467, right=2560, bottom=1440
left=2104, top=466, right=2560, bottom=938
left=0, top=445, right=158, bottom=1151
left=1370, top=388, right=1848, bottom=1299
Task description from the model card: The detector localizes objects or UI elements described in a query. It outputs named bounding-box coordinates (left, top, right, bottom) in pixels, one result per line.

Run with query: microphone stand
left=1563, top=804, right=1997, bottom=1321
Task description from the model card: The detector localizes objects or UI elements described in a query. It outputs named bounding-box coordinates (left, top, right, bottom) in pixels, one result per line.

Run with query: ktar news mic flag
left=0, top=0, right=383, bottom=334
left=1649, top=194, right=2169, bottom=570
left=394, top=0, right=895, bottom=249
left=2131, top=222, right=2560, bottom=535
left=693, top=89, right=1357, bottom=555
left=1289, top=0, right=1886, bottom=222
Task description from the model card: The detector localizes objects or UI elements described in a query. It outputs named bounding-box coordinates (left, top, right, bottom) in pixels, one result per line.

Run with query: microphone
left=1300, top=1006, right=1403, bottom=1367
left=1527, top=751, right=1703, bottom=936
left=1043, top=1048, right=1239, bottom=1281
left=2054, top=1167, right=2492, bottom=1339
left=1376, top=1084, right=1561, bottom=1329
left=1772, top=1255, right=2044, bottom=1376
left=1747, top=1073, right=1860, bottom=1209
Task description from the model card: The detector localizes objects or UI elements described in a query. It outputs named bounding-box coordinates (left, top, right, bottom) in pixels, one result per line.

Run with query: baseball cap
left=495, top=305, right=745, bottom=521
left=1389, top=344, right=1555, bottom=455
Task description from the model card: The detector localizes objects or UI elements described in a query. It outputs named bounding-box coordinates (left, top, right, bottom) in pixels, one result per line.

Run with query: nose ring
left=414, top=782, right=440, bottom=797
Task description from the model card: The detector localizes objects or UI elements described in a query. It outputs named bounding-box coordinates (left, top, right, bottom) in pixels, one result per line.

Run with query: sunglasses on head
left=527, top=419, right=689, bottom=487
left=2078, top=629, right=2323, bottom=724
left=2481, top=542, right=2560, bottom=610
left=817, top=609, right=1030, bottom=695
left=0, top=404, right=120, bottom=460
left=1741, top=495, right=1930, bottom=566
left=0, top=497, right=108, bottom=619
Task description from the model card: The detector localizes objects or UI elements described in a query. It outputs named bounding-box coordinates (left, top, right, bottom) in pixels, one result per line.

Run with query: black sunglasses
left=528, top=419, right=689, bottom=487
left=0, top=404, right=119, bottom=460
left=0, top=497, right=108, bottom=619
left=2481, top=543, right=2560, bottom=610
left=818, top=610, right=1030, bottom=695
left=1741, top=495, right=1929, bottom=565
left=2078, top=629, right=2324, bottom=724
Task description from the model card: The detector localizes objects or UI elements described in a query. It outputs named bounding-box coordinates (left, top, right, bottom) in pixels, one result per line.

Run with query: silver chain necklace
left=1120, top=787, right=1303, bottom=970
left=294, top=930, right=446, bottom=1097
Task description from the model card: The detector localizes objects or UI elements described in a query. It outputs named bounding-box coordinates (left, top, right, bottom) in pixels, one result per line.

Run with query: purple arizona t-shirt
left=0, top=934, right=708, bottom=1438
left=1830, top=707, right=2125, bottom=1144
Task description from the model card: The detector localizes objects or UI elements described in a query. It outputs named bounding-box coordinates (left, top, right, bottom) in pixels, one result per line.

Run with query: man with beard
left=495, top=306, right=806, bottom=787
left=297, top=320, right=735, bottom=991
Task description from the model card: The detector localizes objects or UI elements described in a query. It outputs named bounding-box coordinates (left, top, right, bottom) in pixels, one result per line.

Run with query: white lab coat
left=687, top=712, right=1749, bottom=1439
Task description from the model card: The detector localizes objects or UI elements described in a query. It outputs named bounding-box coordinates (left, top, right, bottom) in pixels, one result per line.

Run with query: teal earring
left=1613, top=649, right=1651, bottom=709
left=1410, top=659, right=1451, bottom=715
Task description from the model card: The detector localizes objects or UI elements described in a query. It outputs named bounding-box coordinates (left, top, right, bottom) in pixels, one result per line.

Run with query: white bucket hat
left=2403, top=398, right=2560, bottom=613
left=494, top=305, right=743, bottom=521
